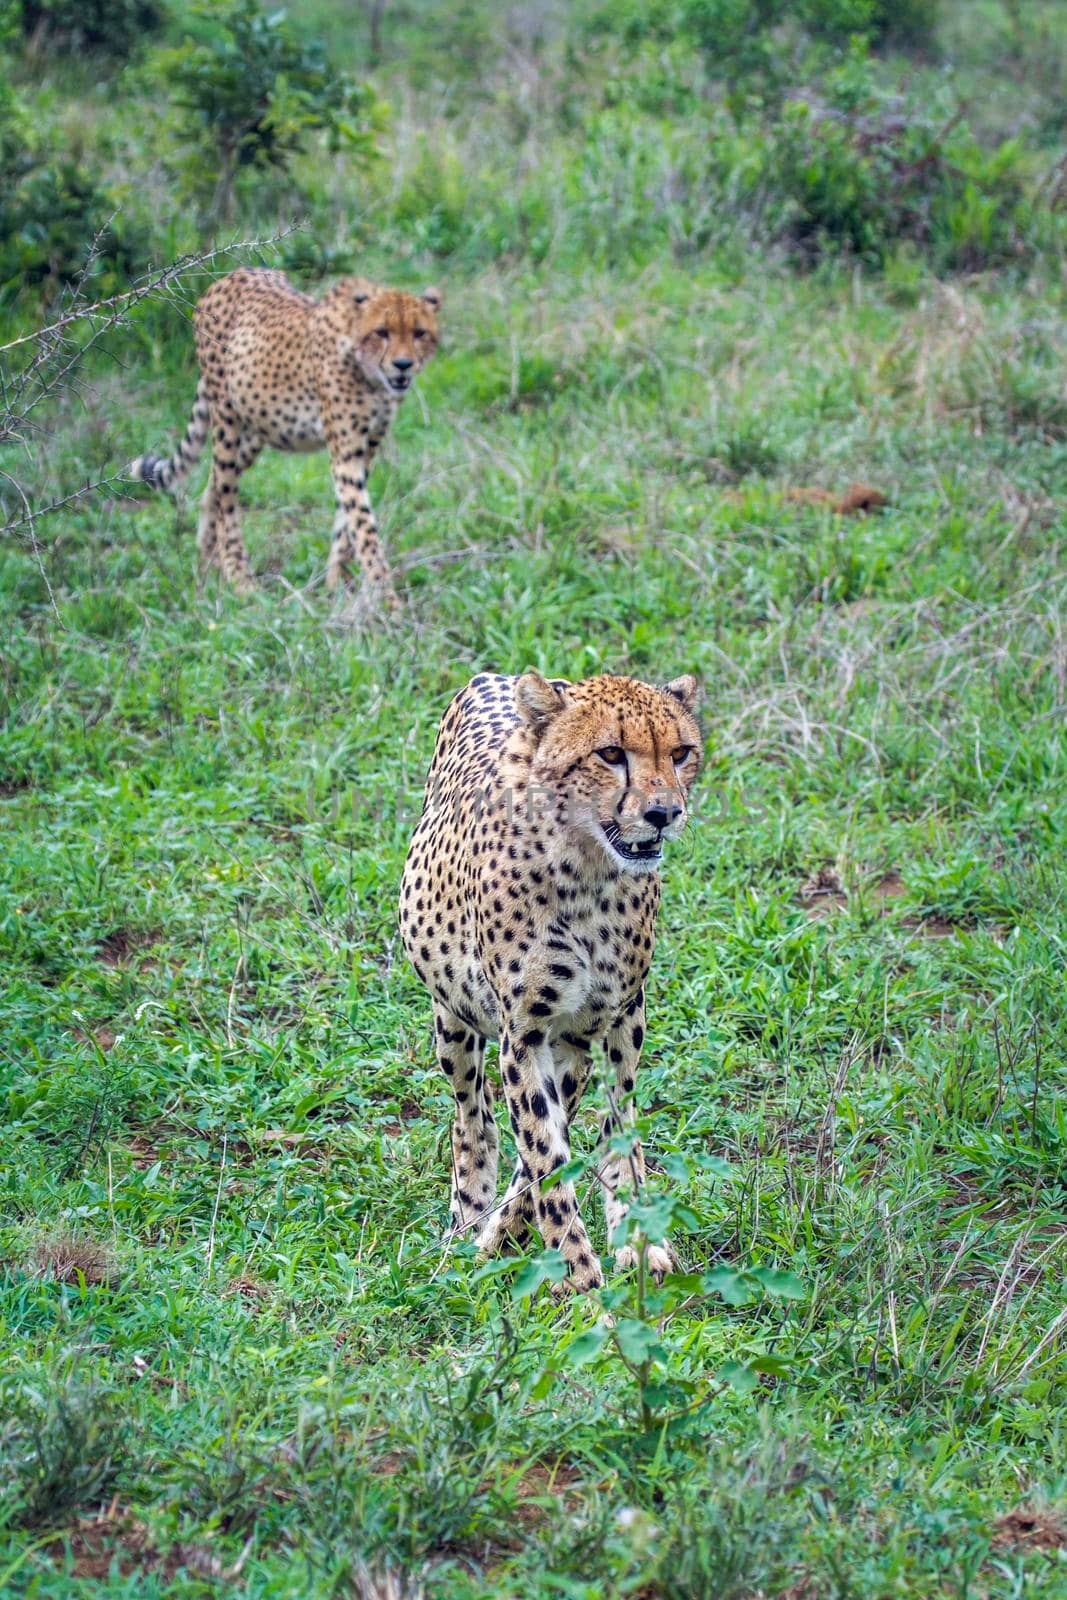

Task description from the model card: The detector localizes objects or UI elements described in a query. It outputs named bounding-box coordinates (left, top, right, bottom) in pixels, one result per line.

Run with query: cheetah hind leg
left=196, top=480, right=219, bottom=571
left=475, top=1156, right=535, bottom=1256
left=199, top=431, right=263, bottom=576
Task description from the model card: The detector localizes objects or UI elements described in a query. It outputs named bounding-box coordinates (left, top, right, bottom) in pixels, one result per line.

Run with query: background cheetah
left=131, top=267, right=441, bottom=601
left=400, top=669, right=702, bottom=1293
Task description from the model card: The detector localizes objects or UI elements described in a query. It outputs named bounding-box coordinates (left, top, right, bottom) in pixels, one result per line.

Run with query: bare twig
left=0, top=225, right=302, bottom=359
left=0, top=221, right=303, bottom=583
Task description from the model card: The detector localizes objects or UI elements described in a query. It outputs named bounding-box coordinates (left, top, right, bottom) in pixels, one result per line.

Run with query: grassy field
left=2, top=3, right=1067, bottom=1596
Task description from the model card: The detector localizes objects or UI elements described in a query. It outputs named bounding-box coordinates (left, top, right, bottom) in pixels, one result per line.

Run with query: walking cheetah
left=131, top=267, right=441, bottom=603
left=399, top=670, right=702, bottom=1293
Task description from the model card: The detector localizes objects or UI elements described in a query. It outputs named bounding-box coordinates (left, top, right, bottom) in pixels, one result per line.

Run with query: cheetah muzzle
left=399, top=669, right=703, bottom=1295
left=599, top=819, right=664, bottom=870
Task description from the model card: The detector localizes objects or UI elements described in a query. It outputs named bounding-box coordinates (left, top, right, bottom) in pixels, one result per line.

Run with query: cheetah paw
left=614, top=1243, right=675, bottom=1281
left=550, top=1263, right=605, bottom=1298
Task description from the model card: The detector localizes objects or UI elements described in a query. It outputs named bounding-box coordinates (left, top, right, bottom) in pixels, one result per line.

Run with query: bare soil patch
left=96, top=927, right=163, bottom=967
left=797, top=863, right=847, bottom=916
left=40, top=1506, right=243, bottom=1583
left=783, top=483, right=889, bottom=514
left=32, top=1234, right=114, bottom=1286
left=991, top=1504, right=1067, bottom=1552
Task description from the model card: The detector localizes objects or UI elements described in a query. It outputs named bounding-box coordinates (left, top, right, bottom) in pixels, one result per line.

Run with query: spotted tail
left=130, top=377, right=210, bottom=491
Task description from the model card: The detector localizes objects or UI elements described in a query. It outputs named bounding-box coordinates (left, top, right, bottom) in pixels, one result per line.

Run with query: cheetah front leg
left=434, top=1003, right=498, bottom=1236
left=477, top=1037, right=594, bottom=1256
left=323, top=406, right=400, bottom=610
left=485, top=1026, right=602, bottom=1294
left=600, top=991, right=675, bottom=1281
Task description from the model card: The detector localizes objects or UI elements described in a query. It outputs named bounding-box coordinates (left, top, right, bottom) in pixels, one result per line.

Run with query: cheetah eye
left=671, top=745, right=694, bottom=764
left=375, top=327, right=390, bottom=339
left=414, top=328, right=429, bottom=340
left=596, top=746, right=626, bottom=766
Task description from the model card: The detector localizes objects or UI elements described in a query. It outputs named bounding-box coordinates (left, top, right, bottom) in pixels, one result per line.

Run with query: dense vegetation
left=1, top=1, right=1065, bottom=1595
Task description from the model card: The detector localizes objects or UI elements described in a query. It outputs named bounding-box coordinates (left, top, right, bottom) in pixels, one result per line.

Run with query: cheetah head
left=347, top=281, right=442, bottom=395
left=515, top=671, right=702, bottom=876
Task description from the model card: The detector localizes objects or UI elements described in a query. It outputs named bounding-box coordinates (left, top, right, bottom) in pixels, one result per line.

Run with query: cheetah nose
left=393, top=357, right=414, bottom=372
left=643, top=803, right=681, bottom=831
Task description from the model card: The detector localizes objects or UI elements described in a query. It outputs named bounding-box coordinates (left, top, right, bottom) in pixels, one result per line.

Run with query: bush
left=867, top=0, right=940, bottom=52
left=577, top=3, right=1050, bottom=273
left=584, top=0, right=941, bottom=105
left=0, top=161, right=149, bottom=298
left=757, top=59, right=1040, bottom=269
left=0, top=74, right=150, bottom=301
left=17, top=0, right=166, bottom=57
left=157, top=0, right=384, bottom=217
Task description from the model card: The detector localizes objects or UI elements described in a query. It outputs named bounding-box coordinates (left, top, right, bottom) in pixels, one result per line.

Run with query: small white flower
left=615, top=1506, right=659, bottom=1539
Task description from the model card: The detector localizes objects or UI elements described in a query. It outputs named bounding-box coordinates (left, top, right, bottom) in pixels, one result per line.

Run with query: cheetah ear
left=662, top=675, right=700, bottom=713
left=421, top=285, right=442, bottom=310
left=516, top=670, right=568, bottom=735
left=350, top=276, right=376, bottom=306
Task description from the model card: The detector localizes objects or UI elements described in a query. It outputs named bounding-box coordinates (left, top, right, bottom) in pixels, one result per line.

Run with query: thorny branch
left=0, top=222, right=303, bottom=594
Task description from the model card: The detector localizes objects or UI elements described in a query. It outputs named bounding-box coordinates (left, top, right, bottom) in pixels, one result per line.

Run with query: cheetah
left=130, top=267, right=441, bottom=602
left=399, top=669, right=702, bottom=1293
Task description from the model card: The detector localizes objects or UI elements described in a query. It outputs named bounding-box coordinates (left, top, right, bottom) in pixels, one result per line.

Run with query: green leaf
left=530, top=1368, right=559, bottom=1401
left=645, top=1378, right=699, bottom=1410
left=660, top=1271, right=704, bottom=1296
left=561, top=1324, right=611, bottom=1367
left=693, top=1153, right=734, bottom=1179
left=467, top=1257, right=517, bottom=1285
left=702, top=1266, right=757, bottom=1306
left=614, top=1319, right=663, bottom=1365
left=511, top=1250, right=567, bottom=1300
left=605, top=1130, right=639, bottom=1158
left=717, top=1360, right=760, bottom=1395
left=539, top=1153, right=591, bottom=1191
left=751, top=1268, right=806, bottom=1300
left=749, top=1355, right=792, bottom=1378
left=290, top=1086, right=348, bottom=1121
left=625, top=1192, right=678, bottom=1243
left=660, top=1151, right=691, bottom=1182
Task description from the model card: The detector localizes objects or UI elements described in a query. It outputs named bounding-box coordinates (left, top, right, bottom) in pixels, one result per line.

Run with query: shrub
left=583, top=0, right=942, bottom=105
left=0, top=71, right=32, bottom=185
left=758, top=59, right=1040, bottom=269
left=157, top=0, right=384, bottom=217
left=387, top=136, right=473, bottom=260
left=17, top=0, right=166, bottom=57
left=867, top=0, right=940, bottom=52
left=0, top=74, right=149, bottom=301
left=0, top=160, right=150, bottom=298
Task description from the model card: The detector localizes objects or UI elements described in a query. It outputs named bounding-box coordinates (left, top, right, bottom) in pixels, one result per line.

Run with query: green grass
left=2, top=256, right=1065, bottom=1598
left=2, top=4, right=1067, bottom=1595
